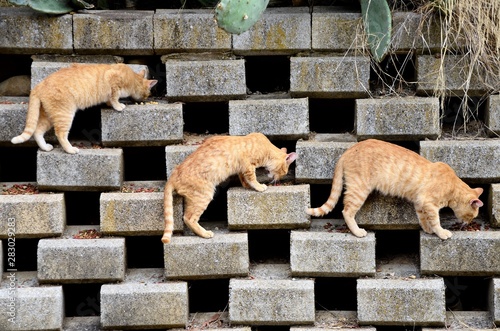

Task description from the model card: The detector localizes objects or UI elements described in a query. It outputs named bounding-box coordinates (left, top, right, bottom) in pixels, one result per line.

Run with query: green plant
left=360, top=0, right=392, bottom=62
left=214, top=0, right=270, bottom=34
left=8, top=0, right=93, bottom=14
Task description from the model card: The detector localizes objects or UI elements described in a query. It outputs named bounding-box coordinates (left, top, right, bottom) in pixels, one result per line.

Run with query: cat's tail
left=162, top=181, right=175, bottom=244
left=307, top=158, right=344, bottom=217
left=11, top=95, right=40, bottom=144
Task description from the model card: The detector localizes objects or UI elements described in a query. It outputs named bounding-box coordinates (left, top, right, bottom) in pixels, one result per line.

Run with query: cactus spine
left=215, top=0, right=270, bottom=34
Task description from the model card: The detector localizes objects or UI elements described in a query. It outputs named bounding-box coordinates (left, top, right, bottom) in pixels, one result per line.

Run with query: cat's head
left=131, top=69, right=158, bottom=101
left=453, top=187, right=484, bottom=223
left=266, top=148, right=298, bottom=182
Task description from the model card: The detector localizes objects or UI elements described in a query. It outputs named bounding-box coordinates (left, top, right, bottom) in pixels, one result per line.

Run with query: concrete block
left=391, top=12, right=442, bottom=51
left=0, top=285, right=63, bottom=331
left=420, top=231, right=500, bottom=276
left=229, top=278, right=315, bottom=325
left=355, top=97, right=440, bottom=140
left=165, top=144, right=198, bottom=178
left=229, top=97, right=309, bottom=139
left=170, top=312, right=250, bottom=331
left=101, top=102, right=184, bottom=147
left=37, top=237, right=125, bottom=283
left=421, top=311, right=496, bottom=331
left=36, top=148, right=123, bottom=191
left=312, top=7, right=361, bottom=51
left=73, top=10, right=154, bottom=55
left=417, top=55, right=488, bottom=96
left=154, top=9, right=231, bottom=53
left=0, top=241, right=2, bottom=281
left=227, top=185, right=311, bottom=230
left=0, top=8, right=72, bottom=54
left=233, top=7, right=311, bottom=55
left=491, top=184, right=500, bottom=228
left=101, top=275, right=188, bottom=329
left=100, top=190, right=183, bottom=236
left=295, top=138, right=356, bottom=184
left=290, top=56, right=370, bottom=98
left=164, top=232, right=249, bottom=280
left=420, top=139, right=500, bottom=183
left=291, top=310, right=366, bottom=331
left=357, top=278, right=446, bottom=326
left=0, top=190, right=65, bottom=238
left=290, top=228, right=375, bottom=277
left=63, top=316, right=101, bottom=331
left=487, top=94, right=500, bottom=136
left=492, top=278, right=500, bottom=325
left=164, top=57, right=246, bottom=102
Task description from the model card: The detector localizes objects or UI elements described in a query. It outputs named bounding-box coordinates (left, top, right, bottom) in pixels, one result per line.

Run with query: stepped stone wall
left=0, top=5, right=499, bottom=331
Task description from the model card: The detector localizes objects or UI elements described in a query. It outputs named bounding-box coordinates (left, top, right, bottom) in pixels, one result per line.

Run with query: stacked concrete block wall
left=0, top=4, right=499, bottom=331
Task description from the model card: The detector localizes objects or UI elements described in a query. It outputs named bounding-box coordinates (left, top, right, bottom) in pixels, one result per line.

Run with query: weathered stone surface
left=356, top=97, right=440, bottom=140
left=227, top=185, right=310, bottom=230
left=420, top=231, right=500, bottom=276
left=0, top=191, right=65, bottom=238
left=164, top=232, right=249, bottom=280
left=101, top=275, right=188, bottom=329
left=0, top=8, right=72, bottom=54
left=229, top=97, right=309, bottom=139
left=164, top=58, right=246, bottom=102
left=290, top=55, right=370, bottom=98
left=37, top=148, right=123, bottom=191
left=493, top=278, right=500, bottom=326
left=63, top=316, right=101, bottom=331
left=420, top=139, right=500, bottom=183
left=37, top=238, right=125, bottom=283
left=165, top=144, right=198, bottom=178
left=229, top=278, right=315, bottom=325
left=290, top=229, right=375, bottom=277
left=357, top=278, right=446, bottom=326
left=73, top=10, right=154, bottom=55
left=154, top=9, right=231, bottom=53
left=233, top=7, right=311, bottom=55
left=312, top=7, right=361, bottom=51
left=170, top=313, right=250, bottom=331
left=487, top=94, right=500, bottom=137
left=391, top=12, right=442, bottom=51
left=0, top=242, right=2, bottom=281
left=101, top=102, right=184, bottom=147
left=291, top=311, right=368, bottom=331
left=491, top=184, right=500, bottom=228
left=421, top=311, right=497, bottom=331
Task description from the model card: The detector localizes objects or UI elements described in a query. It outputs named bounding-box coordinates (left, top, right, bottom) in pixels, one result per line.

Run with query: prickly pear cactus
left=8, top=0, right=93, bottom=14
left=215, top=0, right=270, bottom=34
left=360, top=0, right=392, bottom=63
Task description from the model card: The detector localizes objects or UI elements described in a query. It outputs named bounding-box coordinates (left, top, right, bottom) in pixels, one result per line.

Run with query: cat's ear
left=470, top=199, right=483, bottom=208
left=281, top=147, right=287, bottom=153
left=148, top=80, right=158, bottom=89
left=286, top=152, right=297, bottom=164
left=138, top=69, right=147, bottom=78
left=473, top=187, right=484, bottom=196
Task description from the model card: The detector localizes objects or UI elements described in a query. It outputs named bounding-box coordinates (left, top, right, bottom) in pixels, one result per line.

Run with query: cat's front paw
left=64, top=146, right=80, bottom=154
left=40, top=144, right=54, bottom=152
left=202, top=230, right=214, bottom=239
left=114, top=103, right=126, bottom=111
left=352, top=228, right=368, bottom=238
left=436, top=229, right=453, bottom=240
left=255, top=184, right=267, bottom=192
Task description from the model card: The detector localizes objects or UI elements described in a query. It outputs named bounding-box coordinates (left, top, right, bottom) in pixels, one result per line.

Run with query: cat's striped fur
left=307, top=139, right=483, bottom=239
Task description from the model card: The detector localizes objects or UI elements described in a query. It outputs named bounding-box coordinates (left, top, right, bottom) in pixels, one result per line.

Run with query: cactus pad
left=215, top=0, right=270, bottom=34
left=360, top=0, right=392, bottom=63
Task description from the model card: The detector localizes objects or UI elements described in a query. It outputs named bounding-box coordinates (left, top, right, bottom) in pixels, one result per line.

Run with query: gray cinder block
left=312, top=7, right=361, bottom=51
left=165, top=144, right=198, bottom=178
left=290, top=56, right=370, bottom=98
left=228, top=97, right=309, bottom=139
left=487, top=94, right=500, bottom=137
left=233, top=7, right=311, bottom=55
left=37, top=238, right=125, bottom=283
left=355, top=97, right=440, bottom=140
left=154, top=9, right=231, bottom=53
left=36, top=148, right=123, bottom=191
left=421, top=231, right=500, bottom=276
left=491, top=184, right=500, bottom=228
left=63, top=316, right=101, bottom=331
left=492, top=278, right=500, bottom=326
left=357, top=278, right=446, bottom=326
left=164, top=232, right=249, bottom=280
left=290, top=230, right=375, bottom=277
left=101, top=102, right=184, bottom=147
left=420, top=139, right=500, bottom=183
left=227, top=185, right=311, bottom=230
left=229, top=278, right=315, bottom=325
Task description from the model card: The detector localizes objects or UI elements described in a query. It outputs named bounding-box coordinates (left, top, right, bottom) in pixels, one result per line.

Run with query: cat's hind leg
left=183, top=195, right=215, bottom=239
left=33, top=114, right=54, bottom=152
left=342, top=187, right=369, bottom=237
left=416, top=203, right=452, bottom=239
left=53, top=113, right=79, bottom=154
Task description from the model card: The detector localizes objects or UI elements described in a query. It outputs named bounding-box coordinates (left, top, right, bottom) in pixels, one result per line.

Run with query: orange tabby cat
left=11, top=63, right=157, bottom=154
left=307, top=139, right=483, bottom=239
left=162, top=132, right=297, bottom=243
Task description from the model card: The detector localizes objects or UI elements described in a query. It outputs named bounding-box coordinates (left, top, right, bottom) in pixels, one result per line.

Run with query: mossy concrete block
left=420, top=231, right=500, bottom=276
left=290, top=230, right=375, bottom=277
left=355, top=97, right=440, bottom=140
left=0, top=192, right=65, bottom=238
left=295, top=139, right=356, bottom=184
left=491, top=184, right=500, bottom=228
left=312, top=7, right=361, bottom=51
left=391, top=12, right=442, bottom=51
left=493, top=278, right=500, bottom=325
left=63, top=316, right=101, bottom=331
left=100, top=191, right=183, bottom=236
left=164, top=58, right=246, bottom=102
left=37, top=237, right=125, bottom=283
left=290, top=56, right=370, bottom=98
left=357, top=278, right=446, bottom=326
left=229, top=278, right=315, bottom=325
left=154, top=9, right=231, bottom=53
left=228, top=97, right=309, bottom=139
left=164, top=233, right=249, bottom=280
left=487, top=94, right=500, bottom=137
left=0, top=8, right=72, bottom=54
left=233, top=7, right=311, bottom=55
left=227, top=185, right=311, bottom=230
left=101, top=102, right=184, bottom=147
left=101, top=280, right=188, bottom=329
left=0, top=285, right=64, bottom=331
left=417, top=55, right=488, bottom=96
left=420, top=140, right=500, bottom=183
left=37, top=148, right=123, bottom=191
left=165, top=144, right=198, bottom=178
left=73, top=10, right=154, bottom=55
left=422, top=311, right=496, bottom=331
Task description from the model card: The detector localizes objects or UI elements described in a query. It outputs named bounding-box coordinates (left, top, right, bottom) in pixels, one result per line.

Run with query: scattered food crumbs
left=323, top=222, right=350, bottom=233
left=2, top=183, right=39, bottom=195
left=121, top=185, right=160, bottom=193
left=73, top=229, right=101, bottom=239
left=448, top=220, right=488, bottom=231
